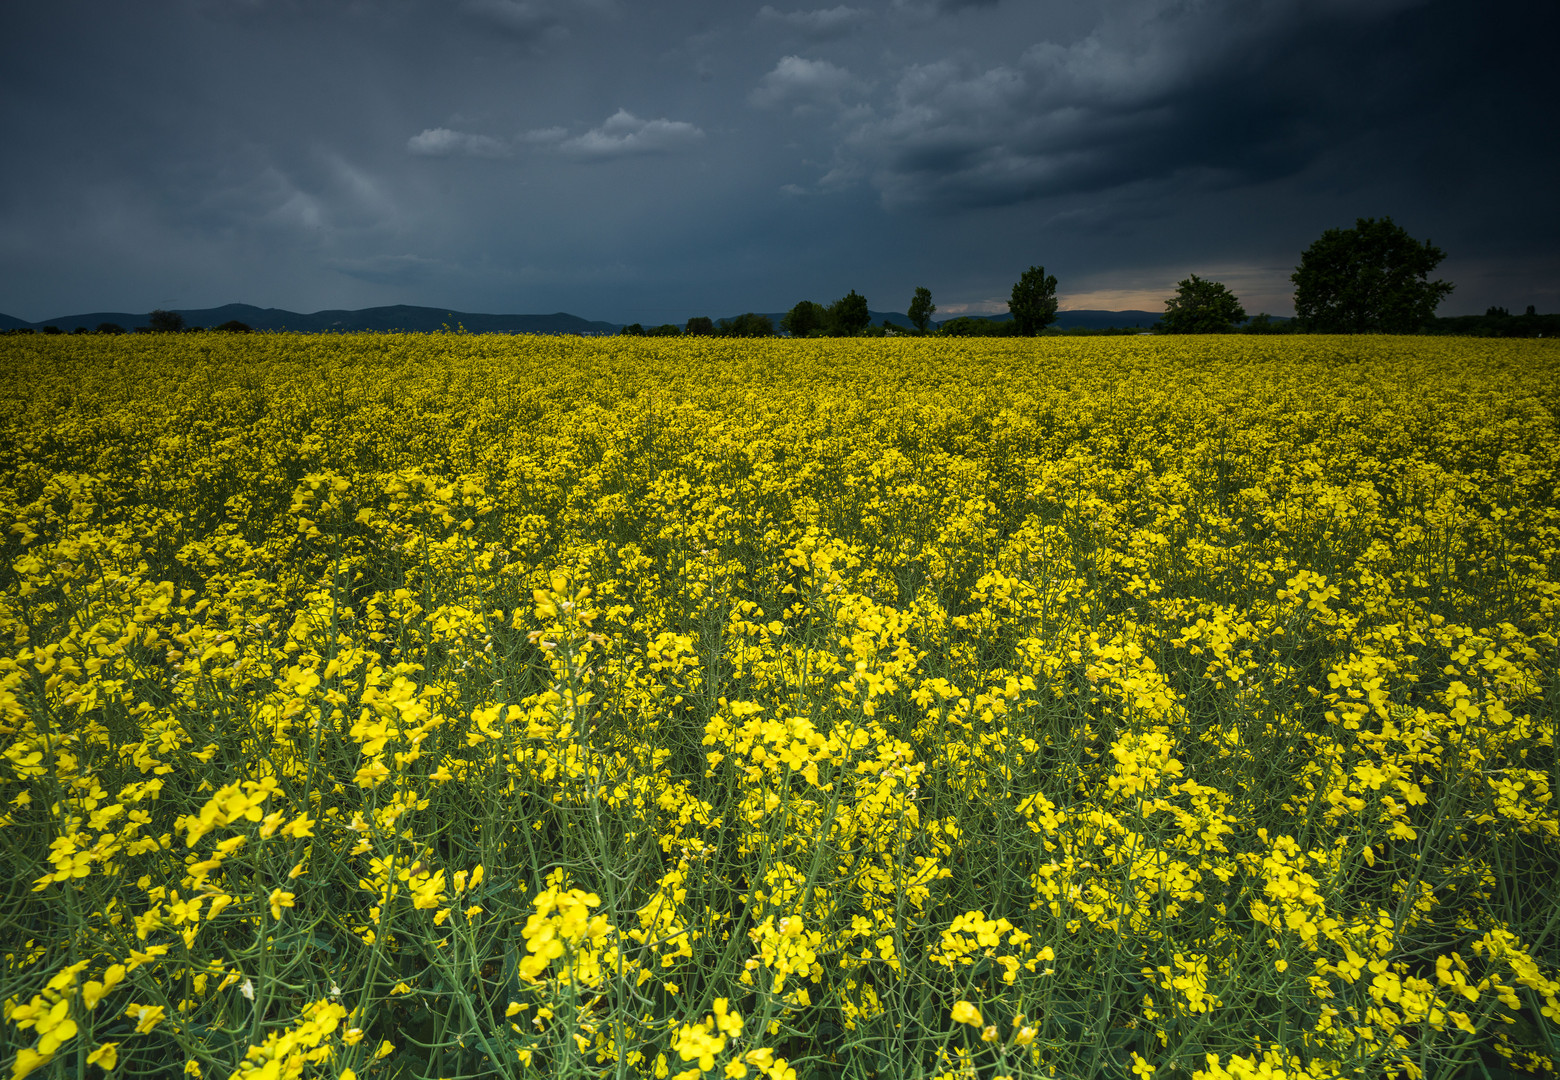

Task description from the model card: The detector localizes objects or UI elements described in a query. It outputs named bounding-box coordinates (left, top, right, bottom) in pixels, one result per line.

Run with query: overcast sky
left=2, top=0, right=1554, bottom=324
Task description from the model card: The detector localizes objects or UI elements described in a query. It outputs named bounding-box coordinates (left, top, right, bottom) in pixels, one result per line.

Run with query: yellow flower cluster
left=519, top=873, right=618, bottom=985
left=0, top=331, right=1557, bottom=1079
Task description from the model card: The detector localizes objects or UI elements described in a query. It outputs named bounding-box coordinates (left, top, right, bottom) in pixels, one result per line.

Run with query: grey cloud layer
left=751, top=56, right=862, bottom=111
left=408, top=128, right=514, bottom=159
left=560, top=111, right=705, bottom=158
left=756, top=5, right=870, bottom=39
left=462, top=0, right=568, bottom=41
left=406, top=111, right=704, bottom=161
left=1, top=0, right=1554, bottom=322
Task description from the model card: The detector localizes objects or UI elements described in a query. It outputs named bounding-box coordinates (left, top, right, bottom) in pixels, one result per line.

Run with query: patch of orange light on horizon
left=1058, top=289, right=1168, bottom=312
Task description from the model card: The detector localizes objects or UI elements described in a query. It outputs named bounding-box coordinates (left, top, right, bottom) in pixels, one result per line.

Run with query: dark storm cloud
left=0, top=0, right=1555, bottom=322
left=832, top=0, right=1430, bottom=210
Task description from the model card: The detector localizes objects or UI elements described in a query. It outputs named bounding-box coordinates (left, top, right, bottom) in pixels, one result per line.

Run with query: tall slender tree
left=907, top=286, right=935, bottom=331
left=1009, top=266, right=1058, bottom=335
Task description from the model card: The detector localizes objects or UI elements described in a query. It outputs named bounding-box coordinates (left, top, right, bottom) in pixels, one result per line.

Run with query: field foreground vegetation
left=1, top=333, right=1557, bottom=1080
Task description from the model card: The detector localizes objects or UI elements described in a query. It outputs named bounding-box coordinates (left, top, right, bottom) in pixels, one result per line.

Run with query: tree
left=718, top=313, right=774, bottom=337
left=685, top=316, right=715, bottom=336
left=1009, top=266, right=1058, bottom=335
left=939, top=316, right=1014, bottom=338
left=826, top=290, right=870, bottom=336
left=147, top=309, right=185, bottom=332
left=1291, top=217, right=1453, bottom=333
left=940, top=316, right=992, bottom=337
left=1241, top=314, right=1291, bottom=335
left=907, top=286, right=935, bottom=331
left=216, top=320, right=252, bottom=333
left=620, top=323, right=645, bottom=336
left=781, top=301, right=825, bottom=338
left=95, top=322, right=125, bottom=335
left=1158, top=274, right=1246, bottom=334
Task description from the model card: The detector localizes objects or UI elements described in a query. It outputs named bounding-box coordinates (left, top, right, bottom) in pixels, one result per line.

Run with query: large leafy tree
left=1009, top=266, right=1058, bottom=335
left=907, top=286, right=935, bottom=331
left=1159, top=274, right=1246, bottom=334
left=826, top=290, right=870, bottom=336
left=147, top=309, right=185, bottom=332
left=782, top=301, right=825, bottom=338
left=718, top=312, right=774, bottom=337
left=1291, top=217, right=1454, bottom=333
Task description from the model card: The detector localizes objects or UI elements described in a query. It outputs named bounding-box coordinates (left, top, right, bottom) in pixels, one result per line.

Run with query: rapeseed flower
left=1, top=331, right=1556, bottom=1079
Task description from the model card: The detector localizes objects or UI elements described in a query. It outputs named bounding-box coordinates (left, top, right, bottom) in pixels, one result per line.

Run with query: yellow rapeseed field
left=1, top=332, right=1557, bottom=1080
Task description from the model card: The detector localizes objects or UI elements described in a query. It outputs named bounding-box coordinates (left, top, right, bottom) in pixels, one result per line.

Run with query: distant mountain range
left=0, top=303, right=621, bottom=335
left=0, top=302, right=1167, bottom=334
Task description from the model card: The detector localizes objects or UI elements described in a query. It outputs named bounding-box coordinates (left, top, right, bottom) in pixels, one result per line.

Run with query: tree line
left=618, top=290, right=878, bottom=340
left=619, top=217, right=1541, bottom=339
left=6, top=219, right=1546, bottom=339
